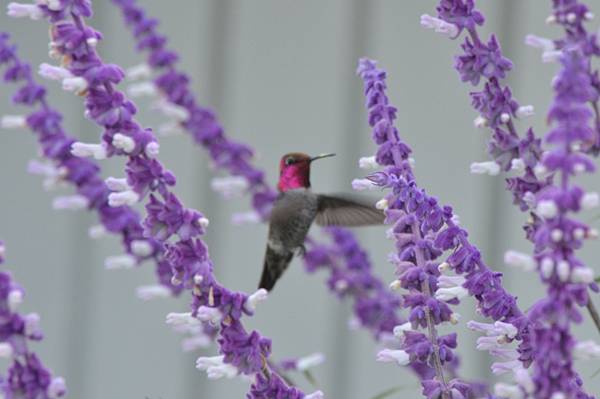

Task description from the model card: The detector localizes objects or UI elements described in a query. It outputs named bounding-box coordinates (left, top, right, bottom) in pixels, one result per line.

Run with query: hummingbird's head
left=277, top=152, right=335, bottom=192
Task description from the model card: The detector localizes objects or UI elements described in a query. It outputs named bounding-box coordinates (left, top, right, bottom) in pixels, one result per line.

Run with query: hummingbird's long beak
left=310, top=153, right=336, bottom=162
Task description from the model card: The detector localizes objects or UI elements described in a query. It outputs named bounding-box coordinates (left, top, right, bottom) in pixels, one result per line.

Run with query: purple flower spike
left=15, top=3, right=311, bottom=395
left=111, top=0, right=277, bottom=220
left=0, top=243, right=66, bottom=399
left=357, top=58, right=533, bottom=397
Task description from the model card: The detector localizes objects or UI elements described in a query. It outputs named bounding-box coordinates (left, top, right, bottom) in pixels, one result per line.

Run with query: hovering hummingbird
left=259, top=152, right=385, bottom=291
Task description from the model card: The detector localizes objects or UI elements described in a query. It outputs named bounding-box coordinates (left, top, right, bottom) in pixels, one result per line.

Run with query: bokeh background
left=1, top=0, right=599, bottom=397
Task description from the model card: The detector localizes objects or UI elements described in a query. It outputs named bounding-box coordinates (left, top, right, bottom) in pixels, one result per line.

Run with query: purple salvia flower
left=357, top=58, right=531, bottom=398
left=0, top=243, right=66, bottom=399
left=15, top=5, right=309, bottom=396
left=426, top=0, right=599, bottom=395
left=526, top=45, right=596, bottom=398
left=110, top=0, right=277, bottom=219
left=0, top=33, right=176, bottom=293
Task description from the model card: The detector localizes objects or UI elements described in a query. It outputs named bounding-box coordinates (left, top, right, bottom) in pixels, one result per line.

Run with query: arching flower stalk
left=423, top=0, right=599, bottom=396
left=6, top=2, right=322, bottom=397
left=356, top=58, right=529, bottom=398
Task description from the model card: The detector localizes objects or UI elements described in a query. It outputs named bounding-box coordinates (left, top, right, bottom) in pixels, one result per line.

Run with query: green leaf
left=370, top=385, right=408, bottom=399
left=595, top=276, right=600, bottom=283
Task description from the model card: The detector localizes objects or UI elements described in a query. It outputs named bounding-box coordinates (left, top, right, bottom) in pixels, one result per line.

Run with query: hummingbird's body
left=259, top=152, right=384, bottom=291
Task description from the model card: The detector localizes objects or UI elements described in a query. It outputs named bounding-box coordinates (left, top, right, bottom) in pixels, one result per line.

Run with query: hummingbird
left=259, top=152, right=385, bottom=291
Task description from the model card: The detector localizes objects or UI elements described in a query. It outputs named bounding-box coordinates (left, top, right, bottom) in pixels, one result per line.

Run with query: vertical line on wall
left=328, top=1, right=371, bottom=398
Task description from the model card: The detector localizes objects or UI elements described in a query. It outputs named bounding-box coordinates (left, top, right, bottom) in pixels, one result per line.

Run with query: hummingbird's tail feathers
left=258, top=247, right=294, bottom=291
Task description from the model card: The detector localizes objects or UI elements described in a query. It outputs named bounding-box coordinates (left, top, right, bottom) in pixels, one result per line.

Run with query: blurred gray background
left=1, top=1, right=599, bottom=398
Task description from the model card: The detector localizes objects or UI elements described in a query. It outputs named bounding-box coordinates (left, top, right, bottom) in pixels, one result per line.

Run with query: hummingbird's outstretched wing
left=315, top=194, right=385, bottom=226
left=258, top=246, right=294, bottom=291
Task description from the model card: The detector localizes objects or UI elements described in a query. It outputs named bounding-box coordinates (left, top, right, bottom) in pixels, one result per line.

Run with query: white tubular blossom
left=8, top=289, right=23, bottom=311
left=47, top=377, right=67, bottom=399
left=153, top=99, right=189, bottom=121
left=492, top=360, right=522, bottom=375
left=504, top=250, right=536, bottom=272
left=136, top=285, right=171, bottom=301
left=7, top=3, right=43, bottom=19
left=515, top=105, right=535, bottom=118
left=437, top=275, right=466, bottom=288
left=166, top=312, right=200, bottom=327
left=435, top=286, right=468, bottom=301
left=513, top=367, right=534, bottom=394
left=244, top=289, right=268, bottom=313
left=126, top=63, right=152, bottom=81
left=540, top=257, right=554, bottom=278
left=182, top=334, right=211, bottom=352
left=1, top=115, right=27, bottom=129
left=393, top=322, right=412, bottom=338
left=420, top=14, right=459, bottom=38
left=52, top=195, right=88, bottom=210
left=131, top=240, right=153, bottom=257
left=376, top=349, right=410, bottom=366
left=296, top=353, right=325, bottom=371
left=126, top=81, right=157, bottom=98
left=71, top=142, right=107, bottom=160
left=574, top=340, right=600, bottom=360
left=473, top=115, right=488, bottom=128
left=358, top=156, right=378, bottom=169
left=305, top=392, right=324, bottom=399
left=351, top=178, right=378, bottom=191
left=196, top=355, right=238, bottom=379
left=105, top=177, right=130, bottom=192
left=108, top=190, right=140, bottom=207
left=24, top=313, right=40, bottom=336
left=510, top=158, right=525, bottom=173
left=581, top=192, right=599, bottom=210
left=371, top=199, right=387, bottom=212
left=38, top=63, right=72, bottom=81
left=0, top=342, right=13, bottom=358
left=62, top=76, right=88, bottom=94
left=571, top=267, right=594, bottom=283
left=104, top=254, right=136, bottom=270
left=542, top=50, right=562, bottom=63
left=158, top=121, right=184, bottom=136
left=88, top=224, right=107, bottom=239
left=210, top=176, right=249, bottom=199
left=500, top=113, right=511, bottom=123
left=468, top=320, right=517, bottom=339
left=112, top=133, right=136, bottom=153
left=470, top=161, right=500, bottom=176
left=525, top=34, right=555, bottom=51
left=556, top=260, right=570, bottom=282
left=494, top=383, right=525, bottom=399
left=196, top=306, right=223, bottom=324
left=231, top=211, right=261, bottom=225
left=536, top=200, right=558, bottom=218
left=145, top=142, right=160, bottom=158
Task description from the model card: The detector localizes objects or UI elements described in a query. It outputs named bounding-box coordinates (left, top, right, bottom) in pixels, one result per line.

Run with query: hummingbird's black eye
left=285, top=157, right=295, bottom=166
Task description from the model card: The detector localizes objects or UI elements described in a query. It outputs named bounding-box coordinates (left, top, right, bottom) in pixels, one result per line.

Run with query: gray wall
left=0, top=1, right=599, bottom=398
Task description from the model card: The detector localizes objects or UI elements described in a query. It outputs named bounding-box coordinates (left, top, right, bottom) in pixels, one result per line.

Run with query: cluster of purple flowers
left=1, top=0, right=599, bottom=397
left=425, top=0, right=600, bottom=396
left=4, top=1, right=322, bottom=397
left=111, top=0, right=277, bottom=220
left=0, top=241, right=66, bottom=398
left=355, top=58, right=525, bottom=398
left=0, top=31, right=173, bottom=291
